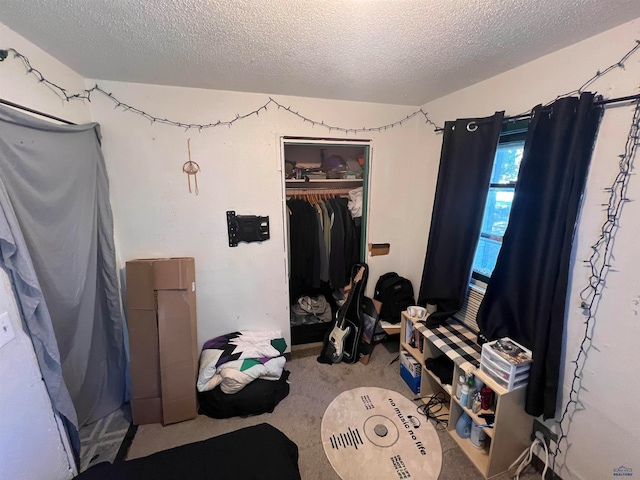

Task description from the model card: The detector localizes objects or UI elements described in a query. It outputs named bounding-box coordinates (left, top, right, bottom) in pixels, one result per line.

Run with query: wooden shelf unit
left=399, top=312, right=533, bottom=479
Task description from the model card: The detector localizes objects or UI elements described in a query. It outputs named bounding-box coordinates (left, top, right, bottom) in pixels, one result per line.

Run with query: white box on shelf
left=400, top=350, right=422, bottom=378
left=480, top=338, right=532, bottom=391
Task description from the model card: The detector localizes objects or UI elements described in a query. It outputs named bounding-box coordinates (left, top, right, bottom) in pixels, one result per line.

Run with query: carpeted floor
left=127, top=340, right=541, bottom=479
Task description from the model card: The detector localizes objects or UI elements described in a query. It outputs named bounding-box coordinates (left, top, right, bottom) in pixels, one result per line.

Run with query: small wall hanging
left=183, top=138, right=201, bottom=195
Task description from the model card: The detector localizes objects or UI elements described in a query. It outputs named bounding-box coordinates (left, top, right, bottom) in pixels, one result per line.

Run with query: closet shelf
left=285, top=179, right=363, bottom=190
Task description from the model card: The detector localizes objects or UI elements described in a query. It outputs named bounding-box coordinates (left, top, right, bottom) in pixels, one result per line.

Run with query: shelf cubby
left=399, top=311, right=533, bottom=478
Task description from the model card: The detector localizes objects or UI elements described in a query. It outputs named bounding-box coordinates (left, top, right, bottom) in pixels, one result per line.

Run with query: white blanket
left=197, top=330, right=287, bottom=394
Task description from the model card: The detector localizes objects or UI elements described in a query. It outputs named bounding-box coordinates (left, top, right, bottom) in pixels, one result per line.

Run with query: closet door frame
left=279, top=136, right=373, bottom=296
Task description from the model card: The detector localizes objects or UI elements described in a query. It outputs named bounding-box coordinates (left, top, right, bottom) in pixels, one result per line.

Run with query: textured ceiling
left=2, top=0, right=640, bottom=106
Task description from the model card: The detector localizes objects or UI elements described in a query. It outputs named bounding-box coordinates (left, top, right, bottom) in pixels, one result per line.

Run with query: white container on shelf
left=480, top=338, right=532, bottom=391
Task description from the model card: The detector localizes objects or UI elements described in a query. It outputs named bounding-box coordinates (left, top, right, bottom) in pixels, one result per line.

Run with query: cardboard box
left=126, top=257, right=198, bottom=426
left=400, top=363, right=421, bottom=394
left=400, top=350, right=422, bottom=378
left=130, top=397, right=163, bottom=425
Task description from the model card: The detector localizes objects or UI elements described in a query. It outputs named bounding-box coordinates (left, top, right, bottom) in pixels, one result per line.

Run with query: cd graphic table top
left=321, top=387, right=442, bottom=480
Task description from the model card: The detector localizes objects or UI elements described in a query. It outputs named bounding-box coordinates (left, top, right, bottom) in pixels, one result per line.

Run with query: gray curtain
left=0, top=105, right=125, bottom=447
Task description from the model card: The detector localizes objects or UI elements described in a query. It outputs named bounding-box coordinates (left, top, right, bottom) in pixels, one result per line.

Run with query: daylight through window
left=471, top=121, right=528, bottom=282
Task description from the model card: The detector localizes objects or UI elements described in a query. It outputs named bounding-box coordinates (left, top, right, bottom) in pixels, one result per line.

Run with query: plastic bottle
left=472, top=391, right=482, bottom=413
left=481, top=386, right=494, bottom=410
left=466, top=374, right=477, bottom=409
left=455, top=413, right=472, bottom=439
left=459, top=378, right=470, bottom=407
left=455, top=374, right=465, bottom=400
left=470, top=420, right=486, bottom=448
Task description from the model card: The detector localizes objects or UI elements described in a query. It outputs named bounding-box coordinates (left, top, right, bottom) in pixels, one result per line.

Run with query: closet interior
left=283, top=139, right=370, bottom=345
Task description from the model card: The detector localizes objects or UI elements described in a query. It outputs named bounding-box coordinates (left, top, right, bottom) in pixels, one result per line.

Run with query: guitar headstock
left=353, top=266, right=365, bottom=284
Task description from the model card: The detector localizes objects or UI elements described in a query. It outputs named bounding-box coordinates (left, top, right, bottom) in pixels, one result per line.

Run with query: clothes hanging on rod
left=286, top=194, right=359, bottom=303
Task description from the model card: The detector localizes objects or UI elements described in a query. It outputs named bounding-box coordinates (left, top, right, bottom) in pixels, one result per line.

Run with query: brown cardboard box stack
left=126, top=257, right=198, bottom=425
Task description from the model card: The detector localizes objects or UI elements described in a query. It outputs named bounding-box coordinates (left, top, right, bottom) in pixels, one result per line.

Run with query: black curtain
left=418, top=112, right=504, bottom=326
left=477, top=93, right=602, bottom=418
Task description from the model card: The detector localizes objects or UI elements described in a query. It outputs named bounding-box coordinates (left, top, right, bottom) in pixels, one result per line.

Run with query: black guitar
left=321, top=264, right=368, bottom=364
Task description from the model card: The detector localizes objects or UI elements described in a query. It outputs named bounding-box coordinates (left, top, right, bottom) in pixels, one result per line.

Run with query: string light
left=563, top=40, right=640, bottom=99
left=3, top=40, right=640, bottom=134
left=509, top=40, right=640, bottom=120
left=550, top=98, right=640, bottom=474
left=0, top=47, right=441, bottom=132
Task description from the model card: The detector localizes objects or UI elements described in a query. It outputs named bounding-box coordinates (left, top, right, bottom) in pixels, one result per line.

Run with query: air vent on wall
left=453, top=283, right=485, bottom=333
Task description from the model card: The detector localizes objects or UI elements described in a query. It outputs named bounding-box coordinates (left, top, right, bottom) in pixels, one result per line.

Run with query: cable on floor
left=415, top=392, right=449, bottom=431
left=508, top=433, right=549, bottom=479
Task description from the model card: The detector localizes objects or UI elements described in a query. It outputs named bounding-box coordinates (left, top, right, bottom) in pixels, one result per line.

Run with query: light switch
left=0, top=311, right=16, bottom=348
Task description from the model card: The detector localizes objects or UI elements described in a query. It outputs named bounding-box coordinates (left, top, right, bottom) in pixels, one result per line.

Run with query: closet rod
left=286, top=188, right=353, bottom=198
left=0, top=98, right=76, bottom=125
left=434, top=93, right=640, bottom=132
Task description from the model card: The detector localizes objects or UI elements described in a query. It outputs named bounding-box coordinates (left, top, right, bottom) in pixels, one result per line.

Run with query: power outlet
left=531, top=418, right=558, bottom=447
left=0, top=311, right=16, bottom=348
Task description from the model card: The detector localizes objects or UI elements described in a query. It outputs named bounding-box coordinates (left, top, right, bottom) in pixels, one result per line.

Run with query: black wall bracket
left=226, top=211, right=270, bottom=247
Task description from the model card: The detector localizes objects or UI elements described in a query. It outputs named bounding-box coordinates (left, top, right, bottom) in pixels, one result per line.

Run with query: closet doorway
left=281, top=137, right=371, bottom=346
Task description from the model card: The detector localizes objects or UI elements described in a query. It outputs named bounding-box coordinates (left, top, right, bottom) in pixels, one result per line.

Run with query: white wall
left=0, top=271, right=75, bottom=480
left=421, top=18, right=640, bottom=480
left=0, top=24, right=85, bottom=480
left=87, top=81, right=433, bottom=350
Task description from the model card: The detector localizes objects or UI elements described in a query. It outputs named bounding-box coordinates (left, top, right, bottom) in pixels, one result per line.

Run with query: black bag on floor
left=374, top=272, right=415, bottom=324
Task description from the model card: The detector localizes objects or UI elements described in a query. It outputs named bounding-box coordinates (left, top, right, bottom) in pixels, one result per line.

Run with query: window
left=471, top=121, right=528, bottom=283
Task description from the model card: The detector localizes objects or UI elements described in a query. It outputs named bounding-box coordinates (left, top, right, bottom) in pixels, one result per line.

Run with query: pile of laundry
left=197, top=330, right=287, bottom=394
left=290, top=294, right=332, bottom=326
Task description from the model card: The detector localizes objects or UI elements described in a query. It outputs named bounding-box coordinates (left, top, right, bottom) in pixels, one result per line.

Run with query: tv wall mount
left=226, top=211, right=270, bottom=247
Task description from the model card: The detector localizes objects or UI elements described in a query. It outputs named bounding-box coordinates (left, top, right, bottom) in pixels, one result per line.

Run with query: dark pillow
left=198, top=370, right=290, bottom=419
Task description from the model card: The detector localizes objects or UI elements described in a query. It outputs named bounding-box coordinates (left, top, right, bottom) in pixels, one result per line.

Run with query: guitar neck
left=336, top=266, right=364, bottom=328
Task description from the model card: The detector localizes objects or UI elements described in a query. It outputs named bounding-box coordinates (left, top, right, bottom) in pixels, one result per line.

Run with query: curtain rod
left=505, top=93, right=640, bottom=123
left=0, top=98, right=76, bottom=125
left=435, top=93, right=640, bottom=132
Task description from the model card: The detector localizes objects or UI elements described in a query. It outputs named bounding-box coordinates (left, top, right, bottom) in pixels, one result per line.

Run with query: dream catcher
left=183, top=138, right=201, bottom=195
